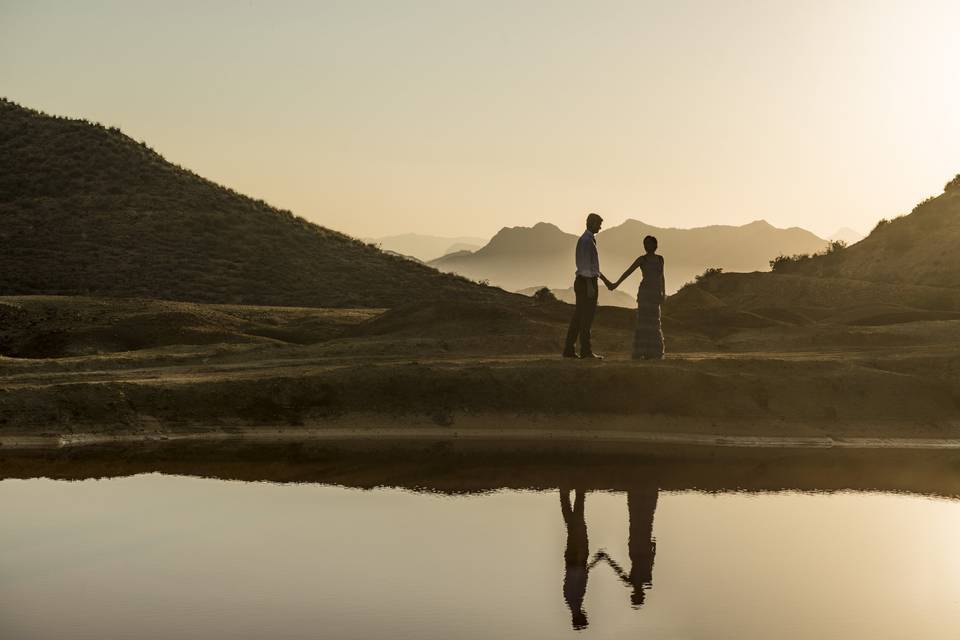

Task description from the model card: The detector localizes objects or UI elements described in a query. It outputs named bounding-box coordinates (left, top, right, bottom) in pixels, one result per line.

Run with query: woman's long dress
left=633, top=255, right=665, bottom=360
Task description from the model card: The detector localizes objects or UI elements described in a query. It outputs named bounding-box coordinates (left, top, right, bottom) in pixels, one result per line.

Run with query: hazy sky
left=3, top=1, right=959, bottom=239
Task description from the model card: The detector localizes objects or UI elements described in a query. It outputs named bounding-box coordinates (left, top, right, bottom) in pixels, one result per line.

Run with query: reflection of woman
left=626, top=489, right=658, bottom=607
left=594, top=488, right=659, bottom=608
left=560, top=489, right=602, bottom=630
left=609, top=235, right=666, bottom=360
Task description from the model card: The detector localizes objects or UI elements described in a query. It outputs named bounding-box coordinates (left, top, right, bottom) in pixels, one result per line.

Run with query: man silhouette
left=563, top=213, right=612, bottom=359
left=560, top=488, right=592, bottom=629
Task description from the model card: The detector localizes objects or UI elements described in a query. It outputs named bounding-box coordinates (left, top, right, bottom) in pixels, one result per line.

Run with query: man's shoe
left=562, top=350, right=578, bottom=358
left=579, top=352, right=604, bottom=360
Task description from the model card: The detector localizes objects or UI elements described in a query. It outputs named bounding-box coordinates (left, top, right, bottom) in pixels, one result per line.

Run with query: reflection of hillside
left=430, top=220, right=826, bottom=296
left=8, top=445, right=960, bottom=500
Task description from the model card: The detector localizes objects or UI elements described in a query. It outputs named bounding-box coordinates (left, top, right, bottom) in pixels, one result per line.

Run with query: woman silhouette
left=593, top=488, right=659, bottom=608
left=610, top=235, right=666, bottom=359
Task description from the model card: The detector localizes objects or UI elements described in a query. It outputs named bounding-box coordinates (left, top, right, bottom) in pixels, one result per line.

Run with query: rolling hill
left=0, top=98, right=507, bottom=308
left=430, top=219, right=828, bottom=302
left=665, top=175, right=960, bottom=338
left=774, top=178, right=960, bottom=287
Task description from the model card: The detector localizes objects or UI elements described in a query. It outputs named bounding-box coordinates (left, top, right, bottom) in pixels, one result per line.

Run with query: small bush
left=945, top=174, right=960, bottom=192
left=695, top=267, right=723, bottom=282
left=912, top=196, right=936, bottom=213
left=823, top=239, right=847, bottom=255
left=533, top=287, right=558, bottom=304
left=769, top=254, right=810, bottom=272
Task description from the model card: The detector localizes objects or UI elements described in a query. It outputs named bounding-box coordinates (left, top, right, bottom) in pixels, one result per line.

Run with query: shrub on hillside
left=912, top=196, right=936, bottom=213
left=823, top=239, right=847, bottom=255
left=945, top=174, right=960, bottom=192
left=533, top=287, right=558, bottom=304
left=769, top=253, right=811, bottom=272
left=695, top=267, right=723, bottom=282
left=771, top=240, right=846, bottom=272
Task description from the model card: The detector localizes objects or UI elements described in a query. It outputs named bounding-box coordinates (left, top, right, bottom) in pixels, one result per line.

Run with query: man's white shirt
left=575, top=230, right=600, bottom=278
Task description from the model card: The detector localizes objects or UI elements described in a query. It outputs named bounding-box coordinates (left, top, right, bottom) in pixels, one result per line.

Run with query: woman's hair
left=643, top=235, right=658, bottom=252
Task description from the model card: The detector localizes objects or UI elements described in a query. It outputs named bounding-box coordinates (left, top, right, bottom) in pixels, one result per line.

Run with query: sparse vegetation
left=823, top=239, right=847, bottom=254
left=770, top=240, right=846, bottom=272
left=912, top=196, right=936, bottom=212
left=695, top=267, right=723, bottom=282
left=769, top=253, right=811, bottom=272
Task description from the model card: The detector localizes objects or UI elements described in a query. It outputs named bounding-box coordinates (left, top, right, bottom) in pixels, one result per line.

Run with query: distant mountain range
left=430, top=220, right=829, bottom=303
left=0, top=98, right=508, bottom=308
left=367, top=233, right=486, bottom=262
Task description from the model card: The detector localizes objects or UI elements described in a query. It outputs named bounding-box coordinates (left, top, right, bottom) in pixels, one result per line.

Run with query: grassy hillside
left=665, top=175, right=960, bottom=333
left=0, top=98, right=507, bottom=308
left=772, top=176, right=960, bottom=287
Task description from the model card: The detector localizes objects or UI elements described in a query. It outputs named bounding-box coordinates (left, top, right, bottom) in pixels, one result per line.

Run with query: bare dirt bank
left=2, top=355, right=959, bottom=443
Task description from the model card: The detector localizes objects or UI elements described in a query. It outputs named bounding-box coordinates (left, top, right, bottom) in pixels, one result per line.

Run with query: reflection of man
left=563, top=213, right=613, bottom=360
left=560, top=488, right=601, bottom=629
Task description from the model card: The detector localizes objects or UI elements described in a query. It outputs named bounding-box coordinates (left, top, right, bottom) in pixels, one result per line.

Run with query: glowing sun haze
left=2, top=0, right=959, bottom=239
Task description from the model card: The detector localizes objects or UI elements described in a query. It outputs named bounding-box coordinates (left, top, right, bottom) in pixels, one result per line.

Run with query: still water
left=3, top=469, right=960, bottom=639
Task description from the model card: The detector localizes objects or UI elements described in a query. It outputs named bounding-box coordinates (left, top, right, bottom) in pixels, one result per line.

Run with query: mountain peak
left=480, top=222, right=575, bottom=255
left=531, top=221, right=565, bottom=232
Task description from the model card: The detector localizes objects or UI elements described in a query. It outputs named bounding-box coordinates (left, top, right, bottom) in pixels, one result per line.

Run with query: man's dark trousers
left=564, top=275, right=599, bottom=356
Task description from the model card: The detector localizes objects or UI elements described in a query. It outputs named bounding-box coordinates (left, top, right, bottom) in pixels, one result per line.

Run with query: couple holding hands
left=562, top=213, right=665, bottom=361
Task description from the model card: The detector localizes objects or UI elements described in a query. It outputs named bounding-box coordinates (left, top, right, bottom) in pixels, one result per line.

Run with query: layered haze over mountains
left=430, top=220, right=829, bottom=305
left=366, top=234, right=486, bottom=262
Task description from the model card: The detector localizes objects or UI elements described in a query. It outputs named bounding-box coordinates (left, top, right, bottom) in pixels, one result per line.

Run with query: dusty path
left=0, top=343, right=954, bottom=387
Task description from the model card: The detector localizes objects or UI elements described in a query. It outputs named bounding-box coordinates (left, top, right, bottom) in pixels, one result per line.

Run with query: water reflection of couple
left=563, top=212, right=666, bottom=361
left=559, top=488, right=659, bottom=630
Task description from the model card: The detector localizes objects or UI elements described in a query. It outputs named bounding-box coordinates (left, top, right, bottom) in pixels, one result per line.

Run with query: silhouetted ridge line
left=0, top=97, right=511, bottom=308
left=761, top=175, right=960, bottom=287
